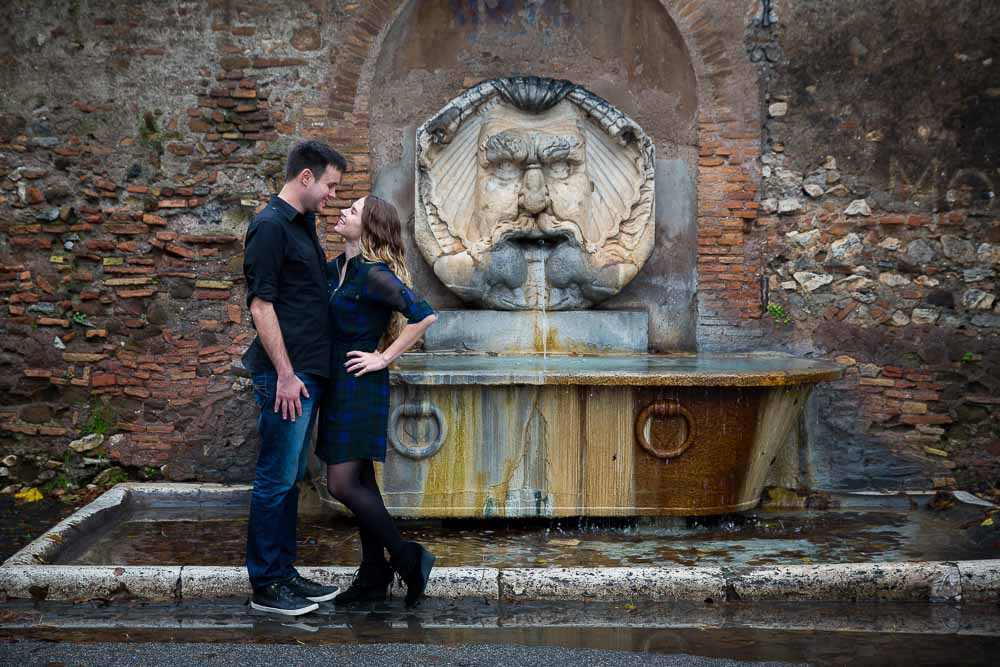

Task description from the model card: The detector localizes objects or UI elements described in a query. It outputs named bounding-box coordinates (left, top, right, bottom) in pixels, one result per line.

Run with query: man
left=242, top=141, right=346, bottom=615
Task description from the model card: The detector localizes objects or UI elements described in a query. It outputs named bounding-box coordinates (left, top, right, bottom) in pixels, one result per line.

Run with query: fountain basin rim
left=4, top=484, right=996, bottom=603
left=388, top=352, right=845, bottom=387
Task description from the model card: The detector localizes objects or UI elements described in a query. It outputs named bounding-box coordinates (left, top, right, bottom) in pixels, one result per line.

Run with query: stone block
left=957, top=559, right=1000, bottom=603
left=498, top=567, right=726, bottom=602
left=423, top=310, right=649, bottom=354
left=0, top=565, right=181, bottom=601
left=725, top=562, right=961, bottom=603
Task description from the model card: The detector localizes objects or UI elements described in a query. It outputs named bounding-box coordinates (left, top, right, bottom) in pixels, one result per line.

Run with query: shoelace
left=340, top=568, right=363, bottom=593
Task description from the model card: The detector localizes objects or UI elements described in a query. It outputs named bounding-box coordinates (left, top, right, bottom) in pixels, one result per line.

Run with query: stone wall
left=755, top=0, right=999, bottom=490
left=0, top=0, right=995, bottom=496
left=0, top=0, right=365, bottom=487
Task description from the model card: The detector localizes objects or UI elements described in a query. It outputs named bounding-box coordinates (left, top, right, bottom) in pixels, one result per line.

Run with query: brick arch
left=659, top=0, right=766, bottom=348
left=323, top=0, right=763, bottom=349
left=313, top=1, right=404, bottom=239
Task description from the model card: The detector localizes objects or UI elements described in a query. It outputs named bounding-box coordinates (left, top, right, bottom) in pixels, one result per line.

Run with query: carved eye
left=546, top=161, right=570, bottom=179
left=494, top=160, right=521, bottom=181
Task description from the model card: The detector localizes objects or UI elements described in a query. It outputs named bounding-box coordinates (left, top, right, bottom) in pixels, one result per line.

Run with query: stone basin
left=310, top=353, right=845, bottom=518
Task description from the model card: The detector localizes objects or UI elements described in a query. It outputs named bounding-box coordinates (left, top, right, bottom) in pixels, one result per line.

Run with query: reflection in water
left=3, top=598, right=999, bottom=667
left=64, top=504, right=994, bottom=567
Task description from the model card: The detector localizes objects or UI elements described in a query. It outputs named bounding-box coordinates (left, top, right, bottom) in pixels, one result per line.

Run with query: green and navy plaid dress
left=316, top=254, right=434, bottom=465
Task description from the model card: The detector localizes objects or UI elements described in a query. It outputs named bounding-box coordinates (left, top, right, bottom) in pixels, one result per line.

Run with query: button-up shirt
left=241, top=195, right=331, bottom=378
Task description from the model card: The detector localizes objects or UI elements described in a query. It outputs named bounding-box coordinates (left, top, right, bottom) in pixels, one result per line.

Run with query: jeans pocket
left=251, top=374, right=274, bottom=409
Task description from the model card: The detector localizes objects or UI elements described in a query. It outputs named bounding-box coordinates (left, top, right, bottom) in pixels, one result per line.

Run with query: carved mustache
left=490, top=211, right=584, bottom=248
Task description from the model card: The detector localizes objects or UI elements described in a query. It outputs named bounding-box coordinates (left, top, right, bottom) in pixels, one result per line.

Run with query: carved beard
left=470, top=206, right=600, bottom=310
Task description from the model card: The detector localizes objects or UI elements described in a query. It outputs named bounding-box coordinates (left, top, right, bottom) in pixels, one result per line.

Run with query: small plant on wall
left=767, top=303, right=791, bottom=325
left=82, top=398, right=115, bottom=436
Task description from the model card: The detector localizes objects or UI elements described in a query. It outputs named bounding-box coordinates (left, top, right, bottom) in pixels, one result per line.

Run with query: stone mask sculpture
left=415, top=77, right=655, bottom=310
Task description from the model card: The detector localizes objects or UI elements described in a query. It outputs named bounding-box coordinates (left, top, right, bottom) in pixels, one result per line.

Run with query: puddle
left=1, top=599, right=998, bottom=667
left=58, top=504, right=997, bottom=567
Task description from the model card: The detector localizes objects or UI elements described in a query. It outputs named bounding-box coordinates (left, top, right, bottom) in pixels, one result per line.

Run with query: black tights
left=326, top=460, right=402, bottom=566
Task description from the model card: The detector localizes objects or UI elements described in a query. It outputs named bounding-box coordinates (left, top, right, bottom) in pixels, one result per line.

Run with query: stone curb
left=957, top=560, right=1000, bottom=604
left=497, top=566, right=727, bottom=601
left=2, top=561, right=997, bottom=604
left=0, top=565, right=181, bottom=601
left=3, top=484, right=996, bottom=605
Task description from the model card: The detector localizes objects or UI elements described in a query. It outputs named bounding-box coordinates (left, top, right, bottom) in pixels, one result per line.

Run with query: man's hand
left=275, top=372, right=310, bottom=421
left=249, top=297, right=305, bottom=420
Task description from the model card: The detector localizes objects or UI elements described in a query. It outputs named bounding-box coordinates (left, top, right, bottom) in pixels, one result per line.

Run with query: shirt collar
left=268, top=195, right=314, bottom=225
left=335, top=252, right=362, bottom=269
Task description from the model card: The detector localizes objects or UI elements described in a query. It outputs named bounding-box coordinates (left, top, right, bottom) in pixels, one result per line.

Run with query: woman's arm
left=344, top=312, right=437, bottom=377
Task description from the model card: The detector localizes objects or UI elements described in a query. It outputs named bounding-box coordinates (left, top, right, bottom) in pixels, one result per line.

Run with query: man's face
left=301, top=164, right=342, bottom=213
left=473, top=114, right=591, bottom=251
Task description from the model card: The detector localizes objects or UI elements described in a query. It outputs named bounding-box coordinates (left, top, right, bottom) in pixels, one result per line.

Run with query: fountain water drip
left=523, top=240, right=550, bottom=362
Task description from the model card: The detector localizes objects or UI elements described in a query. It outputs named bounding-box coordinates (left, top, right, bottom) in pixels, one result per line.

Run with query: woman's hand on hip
left=345, top=350, right=388, bottom=376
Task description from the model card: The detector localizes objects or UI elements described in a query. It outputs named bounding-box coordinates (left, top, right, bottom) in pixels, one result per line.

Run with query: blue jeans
left=246, top=371, right=324, bottom=589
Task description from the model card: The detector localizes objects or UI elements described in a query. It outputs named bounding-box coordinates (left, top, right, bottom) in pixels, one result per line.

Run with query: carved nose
left=519, top=165, right=548, bottom=215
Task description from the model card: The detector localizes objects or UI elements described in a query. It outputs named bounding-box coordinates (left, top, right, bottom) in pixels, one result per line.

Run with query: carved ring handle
left=388, top=402, right=447, bottom=460
left=635, top=399, right=697, bottom=459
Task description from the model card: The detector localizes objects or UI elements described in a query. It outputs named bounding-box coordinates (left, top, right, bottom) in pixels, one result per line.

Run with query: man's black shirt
left=241, top=195, right=330, bottom=378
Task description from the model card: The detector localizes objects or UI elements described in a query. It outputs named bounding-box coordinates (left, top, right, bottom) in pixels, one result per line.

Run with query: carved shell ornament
left=415, top=76, right=655, bottom=310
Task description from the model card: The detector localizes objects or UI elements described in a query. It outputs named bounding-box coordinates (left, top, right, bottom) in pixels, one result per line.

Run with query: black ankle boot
left=334, top=559, right=393, bottom=606
left=390, top=541, right=435, bottom=609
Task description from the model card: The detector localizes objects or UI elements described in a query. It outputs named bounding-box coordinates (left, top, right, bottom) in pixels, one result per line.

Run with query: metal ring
left=388, top=402, right=447, bottom=460
left=635, top=399, right=697, bottom=459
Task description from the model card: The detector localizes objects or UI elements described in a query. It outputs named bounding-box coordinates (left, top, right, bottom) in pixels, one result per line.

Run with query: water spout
left=523, top=241, right=549, bottom=362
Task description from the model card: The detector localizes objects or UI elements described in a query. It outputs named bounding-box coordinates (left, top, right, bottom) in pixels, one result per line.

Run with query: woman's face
left=335, top=196, right=365, bottom=242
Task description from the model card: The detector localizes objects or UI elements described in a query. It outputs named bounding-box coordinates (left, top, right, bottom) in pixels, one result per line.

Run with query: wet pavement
left=0, top=642, right=808, bottom=666
left=0, top=598, right=997, bottom=666
left=59, top=501, right=998, bottom=568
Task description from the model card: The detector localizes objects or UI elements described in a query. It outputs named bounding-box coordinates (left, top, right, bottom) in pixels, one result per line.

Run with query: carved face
left=473, top=111, right=592, bottom=256
left=415, top=78, right=655, bottom=310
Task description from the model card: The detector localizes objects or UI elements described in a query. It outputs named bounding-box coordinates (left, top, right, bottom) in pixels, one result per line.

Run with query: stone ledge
left=0, top=565, right=181, bottom=601
left=723, top=561, right=962, bottom=603
left=957, top=560, right=1000, bottom=604
left=2, top=561, right=995, bottom=604
left=498, top=566, right=727, bottom=602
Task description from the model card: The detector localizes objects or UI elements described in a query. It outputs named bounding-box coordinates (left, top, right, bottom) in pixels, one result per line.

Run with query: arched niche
left=367, top=0, right=700, bottom=351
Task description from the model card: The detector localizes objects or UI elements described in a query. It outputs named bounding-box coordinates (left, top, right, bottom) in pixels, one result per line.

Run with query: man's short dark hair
left=285, top=141, right=347, bottom=182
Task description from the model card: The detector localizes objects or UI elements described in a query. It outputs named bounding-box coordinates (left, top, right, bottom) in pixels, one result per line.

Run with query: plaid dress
left=316, top=254, right=435, bottom=465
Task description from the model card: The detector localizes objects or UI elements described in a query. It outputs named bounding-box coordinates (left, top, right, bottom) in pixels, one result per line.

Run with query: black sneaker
left=285, top=573, right=340, bottom=602
left=250, top=582, right=319, bottom=616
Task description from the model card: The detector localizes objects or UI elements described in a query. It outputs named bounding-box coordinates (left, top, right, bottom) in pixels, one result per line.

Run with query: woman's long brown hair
left=358, top=195, right=411, bottom=348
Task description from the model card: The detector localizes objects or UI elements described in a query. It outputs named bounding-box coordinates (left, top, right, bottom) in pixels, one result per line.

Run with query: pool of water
left=2, top=599, right=998, bottom=667
left=58, top=501, right=997, bottom=567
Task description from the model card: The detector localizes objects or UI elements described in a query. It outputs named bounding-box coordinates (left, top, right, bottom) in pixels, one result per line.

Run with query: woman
left=318, top=195, right=438, bottom=609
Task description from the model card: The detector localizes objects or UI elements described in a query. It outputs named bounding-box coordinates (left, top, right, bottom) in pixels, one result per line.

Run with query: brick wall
left=0, top=0, right=995, bottom=496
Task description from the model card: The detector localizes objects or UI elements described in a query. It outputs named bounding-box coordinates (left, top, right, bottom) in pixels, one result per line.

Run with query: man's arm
left=249, top=296, right=309, bottom=422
